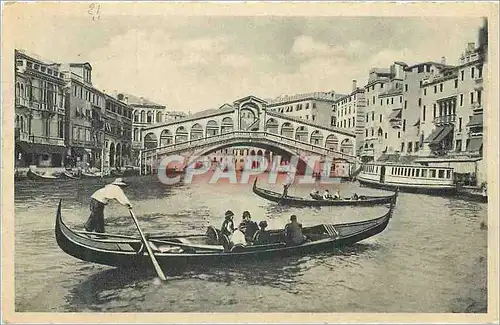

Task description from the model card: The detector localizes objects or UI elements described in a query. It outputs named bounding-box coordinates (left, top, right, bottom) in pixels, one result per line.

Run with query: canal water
left=14, top=174, right=487, bottom=313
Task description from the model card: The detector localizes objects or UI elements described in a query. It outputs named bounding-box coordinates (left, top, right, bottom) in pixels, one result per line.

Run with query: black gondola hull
left=252, top=178, right=397, bottom=207
left=55, top=200, right=394, bottom=272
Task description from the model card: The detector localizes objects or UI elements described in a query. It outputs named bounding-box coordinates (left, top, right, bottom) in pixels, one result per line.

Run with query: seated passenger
left=333, top=190, right=341, bottom=200
left=323, top=189, right=333, bottom=200
left=230, top=228, right=247, bottom=247
left=240, top=211, right=259, bottom=243
left=221, top=210, right=235, bottom=237
left=253, top=220, right=271, bottom=245
left=284, top=215, right=305, bottom=246
left=310, top=189, right=320, bottom=199
left=351, top=192, right=359, bottom=200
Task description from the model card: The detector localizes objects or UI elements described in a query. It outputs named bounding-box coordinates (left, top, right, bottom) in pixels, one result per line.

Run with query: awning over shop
left=425, top=125, right=453, bottom=144
left=466, top=137, right=483, bottom=152
left=424, top=126, right=444, bottom=143
left=16, top=142, right=66, bottom=155
left=433, top=125, right=454, bottom=144
left=388, top=109, right=402, bottom=120
left=466, top=114, right=483, bottom=127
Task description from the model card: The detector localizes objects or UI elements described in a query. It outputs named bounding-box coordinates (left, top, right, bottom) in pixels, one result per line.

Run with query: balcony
left=15, top=97, right=30, bottom=107
left=30, top=135, right=65, bottom=146
left=475, top=77, right=483, bottom=84
left=15, top=129, right=31, bottom=142
left=433, top=114, right=456, bottom=126
left=390, top=119, right=402, bottom=128
left=471, top=102, right=483, bottom=114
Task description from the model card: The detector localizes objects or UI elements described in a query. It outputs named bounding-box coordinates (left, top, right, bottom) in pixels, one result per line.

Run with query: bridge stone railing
left=142, top=131, right=356, bottom=162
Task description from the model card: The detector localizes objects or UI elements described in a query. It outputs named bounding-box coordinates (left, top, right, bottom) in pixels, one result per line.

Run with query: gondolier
left=281, top=172, right=294, bottom=198
left=84, top=178, right=132, bottom=233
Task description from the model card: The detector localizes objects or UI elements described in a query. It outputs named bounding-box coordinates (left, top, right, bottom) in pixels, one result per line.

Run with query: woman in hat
left=221, top=210, right=236, bottom=237
left=84, top=178, right=132, bottom=233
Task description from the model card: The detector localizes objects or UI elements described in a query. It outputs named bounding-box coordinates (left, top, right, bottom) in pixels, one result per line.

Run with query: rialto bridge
left=140, top=96, right=356, bottom=170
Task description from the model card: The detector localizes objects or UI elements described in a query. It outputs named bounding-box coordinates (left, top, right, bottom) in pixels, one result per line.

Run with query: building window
left=380, top=100, right=383, bottom=106
left=478, top=66, right=483, bottom=78
left=461, top=70, right=464, bottom=81
left=471, top=67, right=475, bottom=79
left=456, top=140, right=462, bottom=152
left=371, top=128, right=374, bottom=136
left=312, top=103, right=316, bottom=109
left=405, top=84, right=408, bottom=92
left=404, top=100, right=407, bottom=109
left=385, top=132, right=388, bottom=139
left=372, top=112, right=374, bottom=121
left=365, top=129, right=368, bottom=137
left=424, top=88, right=427, bottom=96
left=365, top=113, right=368, bottom=122
left=434, top=85, right=437, bottom=93
left=460, top=94, right=464, bottom=106
left=459, top=117, right=462, bottom=132
left=408, top=142, right=413, bottom=153
left=454, top=79, right=458, bottom=88
left=400, top=142, right=405, bottom=152
left=418, top=98, right=422, bottom=107
left=423, top=105, right=426, bottom=121
left=477, top=90, right=482, bottom=105
left=379, top=114, right=382, bottom=123
left=398, top=131, right=401, bottom=138
left=433, top=104, right=437, bottom=118
left=400, top=96, right=402, bottom=103
left=470, top=92, right=474, bottom=104
left=372, top=96, right=375, bottom=104
left=415, top=141, right=419, bottom=151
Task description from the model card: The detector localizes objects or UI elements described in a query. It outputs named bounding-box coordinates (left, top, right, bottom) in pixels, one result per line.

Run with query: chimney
left=352, top=79, right=357, bottom=91
left=440, top=56, right=446, bottom=65
left=467, top=42, right=475, bottom=52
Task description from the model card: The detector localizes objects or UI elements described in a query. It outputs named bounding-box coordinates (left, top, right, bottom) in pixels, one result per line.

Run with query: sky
left=11, top=4, right=485, bottom=113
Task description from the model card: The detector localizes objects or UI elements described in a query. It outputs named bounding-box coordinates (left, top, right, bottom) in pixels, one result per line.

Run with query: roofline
left=267, top=96, right=337, bottom=106
left=142, top=108, right=235, bottom=130
left=404, top=61, right=455, bottom=71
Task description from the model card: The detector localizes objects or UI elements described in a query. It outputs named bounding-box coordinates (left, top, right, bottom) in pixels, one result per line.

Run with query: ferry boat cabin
left=357, top=163, right=456, bottom=194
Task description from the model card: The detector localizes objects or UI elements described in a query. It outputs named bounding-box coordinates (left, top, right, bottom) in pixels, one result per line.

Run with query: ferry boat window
left=411, top=169, right=415, bottom=177
left=446, top=170, right=451, bottom=179
left=416, top=169, right=420, bottom=177
left=438, top=170, right=445, bottom=178
left=422, top=169, right=427, bottom=177
left=430, top=169, right=436, bottom=178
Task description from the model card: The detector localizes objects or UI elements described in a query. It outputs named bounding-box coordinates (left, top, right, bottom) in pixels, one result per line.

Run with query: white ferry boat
left=357, top=162, right=457, bottom=194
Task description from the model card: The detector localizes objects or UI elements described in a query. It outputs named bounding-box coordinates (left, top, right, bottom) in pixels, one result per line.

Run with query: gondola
left=55, top=200, right=395, bottom=272
left=81, top=171, right=110, bottom=178
left=252, top=178, right=398, bottom=207
left=26, top=169, right=60, bottom=181
left=62, top=171, right=81, bottom=180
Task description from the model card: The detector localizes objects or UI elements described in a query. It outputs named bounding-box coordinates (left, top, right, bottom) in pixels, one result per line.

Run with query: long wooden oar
left=129, top=208, right=167, bottom=281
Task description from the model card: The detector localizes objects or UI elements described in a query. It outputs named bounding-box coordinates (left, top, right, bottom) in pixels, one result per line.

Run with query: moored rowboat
left=62, top=171, right=81, bottom=180
left=252, top=178, right=398, bottom=207
left=27, top=169, right=60, bottom=181
left=55, top=200, right=395, bottom=272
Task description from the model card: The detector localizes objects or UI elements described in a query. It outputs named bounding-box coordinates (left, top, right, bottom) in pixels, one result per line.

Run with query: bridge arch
left=160, top=129, right=173, bottom=146
left=295, top=126, right=309, bottom=142
left=325, top=134, right=339, bottom=151
left=280, top=122, right=294, bottom=138
left=221, top=117, right=234, bottom=134
left=310, top=130, right=324, bottom=146
left=190, top=123, right=204, bottom=140
left=144, top=132, right=158, bottom=149
left=265, top=118, right=279, bottom=134
left=175, top=126, right=188, bottom=143
left=206, top=120, right=219, bottom=137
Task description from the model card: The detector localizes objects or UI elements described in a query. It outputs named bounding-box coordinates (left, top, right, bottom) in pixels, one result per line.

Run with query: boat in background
left=55, top=199, right=395, bottom=272
left=62, top=171, right=81, bottom=180
left=252, top=178, right=398, bottom=207
left=27, top=169, right=60, bottom=181
left=357, top=162, right=456, bottom=195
